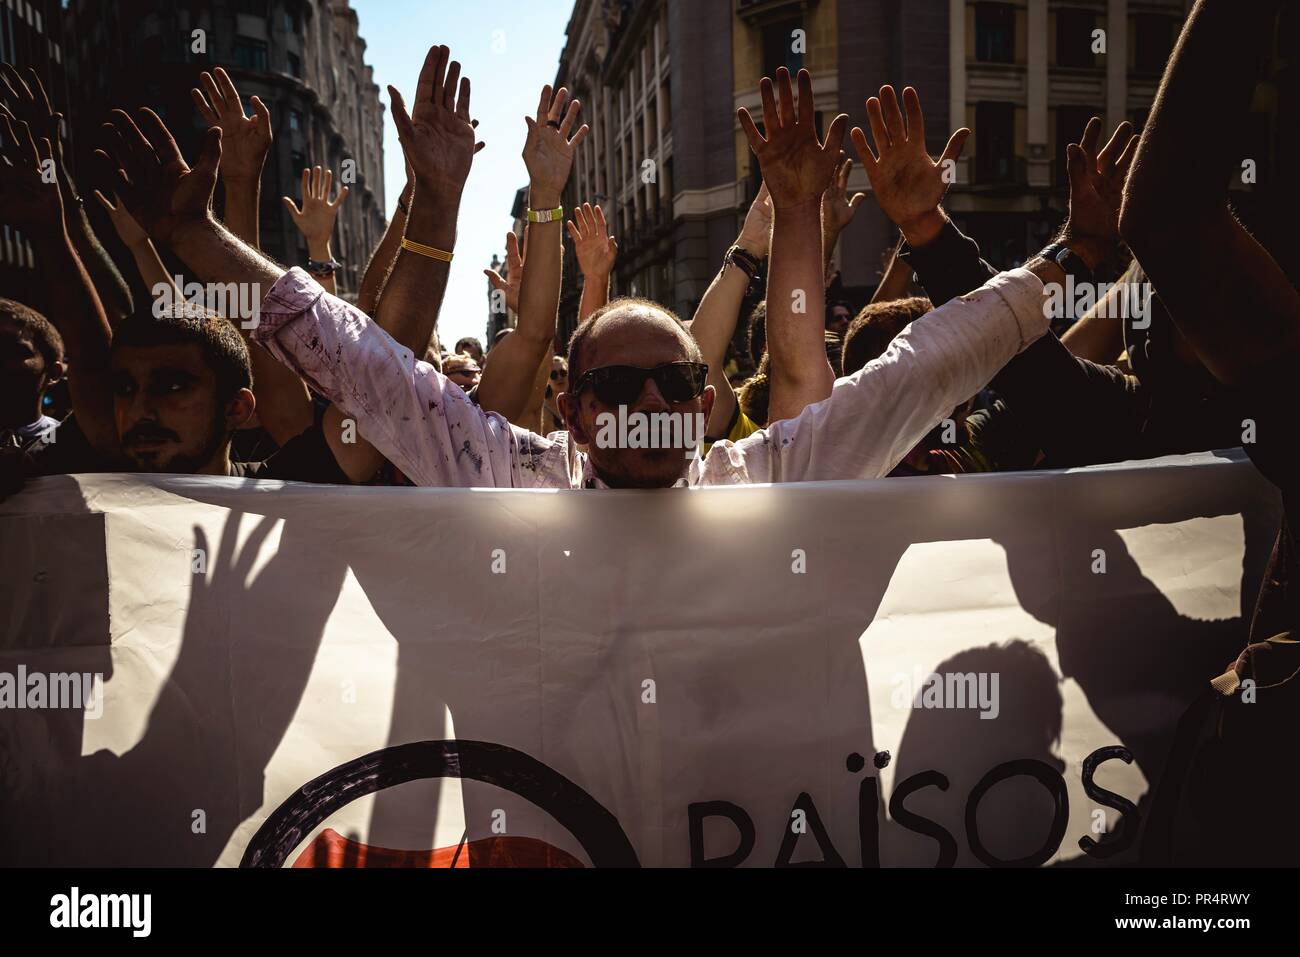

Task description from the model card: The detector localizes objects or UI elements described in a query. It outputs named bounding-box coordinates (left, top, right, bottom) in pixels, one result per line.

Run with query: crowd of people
left=0, top=0, right=1297, bottom=861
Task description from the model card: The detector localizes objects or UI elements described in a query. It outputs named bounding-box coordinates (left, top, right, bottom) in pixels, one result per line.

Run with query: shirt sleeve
left=709, top=268, right=1049, bottom=484
left=250, top=268, right=541, bottom=488
left=900, top=218, right=1002, bottom=308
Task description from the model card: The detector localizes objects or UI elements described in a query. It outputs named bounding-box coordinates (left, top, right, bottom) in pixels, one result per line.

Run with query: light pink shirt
left=252, top=267, right=1048, bottom=488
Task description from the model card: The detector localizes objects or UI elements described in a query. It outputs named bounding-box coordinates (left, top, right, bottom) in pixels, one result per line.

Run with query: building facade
left=544, top=0, right=1213, bottom=345
left=0, top=0, right=74, bottom=311
left=53, top=0, right=386, bottom=299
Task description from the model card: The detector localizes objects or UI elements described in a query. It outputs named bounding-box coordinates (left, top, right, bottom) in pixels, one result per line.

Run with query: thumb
left=1066, top=143, right=1088, bottom=186
left=849, top=193, right=867, bottom=210
left=196, top=126, right=222, bottom=177
left=281, top=196, right=301, bottom=219
left=93, top=189, right=115, bottom=213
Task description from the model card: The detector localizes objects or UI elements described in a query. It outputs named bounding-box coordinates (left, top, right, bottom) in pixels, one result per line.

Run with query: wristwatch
left=306, top=258, right=342, bottom=277
left=1039, top=242, right=1096, bottom=286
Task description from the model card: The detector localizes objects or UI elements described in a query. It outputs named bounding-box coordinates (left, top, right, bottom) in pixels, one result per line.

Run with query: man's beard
left=125, top=413, right=228, bottom=475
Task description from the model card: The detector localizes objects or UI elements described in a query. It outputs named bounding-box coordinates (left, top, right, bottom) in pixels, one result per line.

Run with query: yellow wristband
left=526, top=206, right=564, bottom=224
left=400, top=237, right=454, bottom=262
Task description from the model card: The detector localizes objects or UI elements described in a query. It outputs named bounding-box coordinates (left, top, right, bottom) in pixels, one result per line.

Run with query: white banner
left=0, top=452, right=1281, bottom=867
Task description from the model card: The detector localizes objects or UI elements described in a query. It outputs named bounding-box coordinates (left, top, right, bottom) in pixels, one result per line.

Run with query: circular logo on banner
left=241, top=739, right=640, bottom=868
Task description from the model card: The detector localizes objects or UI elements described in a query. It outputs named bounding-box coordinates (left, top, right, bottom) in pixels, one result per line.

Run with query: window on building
left=761, top=17, right=804, bottom=77
left=1055, top=105, right=1098, bottom=186
left=289, top=109, right=302, bottom=132
left=232, top=37, right=268, bottom=71
left=235, top=0, right=268, bottom=16
left=287, top=51, right=301, bottom=78
left=975, top=3, right=1016, bottom=64
left=284, top=5, right=301, bottom=33
left=974, top=101, right=1016, bottom=184
left=1056, top=8, right=1097, bottom=68
left=1134, top=14, right=1176, bottom=74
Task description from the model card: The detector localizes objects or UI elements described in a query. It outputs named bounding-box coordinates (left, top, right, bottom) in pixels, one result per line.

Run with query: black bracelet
left=724, top=245, right=762, bottom=281
left=306, top=258, right=342, bottom=277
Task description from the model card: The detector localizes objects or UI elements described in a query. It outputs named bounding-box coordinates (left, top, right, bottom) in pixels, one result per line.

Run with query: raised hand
left=738, top=68, right=847, bottom=210
left=737, top=182, right=773, bottom=257
left=388, top=45, right=483, bottom=201
left=96, top=109, right=221, bottom=244
left=523, top=84, right=589, bottom=207
left=566, top=203, right=617, bottom=278
left=483, top=228, right=525, bottom=315
left=822, top=153, right=866, bottom=237
left=850, top=85, right=969, bottom=246
left=190, top=68, right=272, bottom=183
left=0, top=116, right=63, bottom=236
left=1063, top=117, right=1137, bottom=259
left=0, top=63, right=73, bottom=200
left=93, top=190, right=148, bottom=247
left=283, top=166, right=349, bottom=245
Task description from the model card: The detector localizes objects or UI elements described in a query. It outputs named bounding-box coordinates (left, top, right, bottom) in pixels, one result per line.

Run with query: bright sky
left=349, top=0, right=573, bottom=348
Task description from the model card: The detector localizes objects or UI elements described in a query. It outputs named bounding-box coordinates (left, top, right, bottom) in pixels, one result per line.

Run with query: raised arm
left=283, top=166, right=350, bottom=296
left=1119, top=0, right=1298, bottom=387
left=1, top=63, right=133, bottom=323
left=0, top=118, right=116, bottom=456
left=571, top=202, right=616, bottom=324
left=190, top=68, right=313, bottom=446
left=688, top=183, right=770, bottom=438
left=374, top=45, right=483, bottom=356
left=821, top=153, right=865, bottom=276
left=356, top=171, right=411, bottom=315
left=738, top=68, right=845, bottom=424
left=93, top=189, right=177, bottom=298
left=475, top=84, right=588, bottom=427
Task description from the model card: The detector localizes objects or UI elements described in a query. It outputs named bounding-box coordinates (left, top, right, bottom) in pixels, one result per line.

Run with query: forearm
left=1060, top=279, right=1126, bottom=363
left=577, top=269, right=609, bottom=324
left=899, top=215, right=999, bottom=307
left=357, top=188, right=410, bottom=316
left=65, top=205, right=133, bottom=322
left=33, top=228, right=116, bottom=453
left=871, top=238, right=913, bottom=304
left=374, top=185, right=459, bottom=353
left=221, top=175, right=261, bottom=250
left=767, top=200, right=834, bottom=423
left=476, top=325, right=552, bottom=426
left=126, top=238, right=177, bottom=298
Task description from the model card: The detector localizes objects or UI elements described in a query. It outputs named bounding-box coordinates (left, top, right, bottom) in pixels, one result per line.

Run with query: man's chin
left=596, top=450, right=691, bottom=489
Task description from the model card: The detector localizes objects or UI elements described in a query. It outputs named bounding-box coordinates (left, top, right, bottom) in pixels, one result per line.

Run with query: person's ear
left=42, top=358, right=67, bottom=391
left=559, top=391, right=587, bottom=443
left=700, top=383, right=716, bottom=424
left=225, top=388, right=256, bottom=432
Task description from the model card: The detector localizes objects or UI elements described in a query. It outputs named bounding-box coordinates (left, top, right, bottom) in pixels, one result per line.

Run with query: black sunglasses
left=572, top=361, right=709, bottom=406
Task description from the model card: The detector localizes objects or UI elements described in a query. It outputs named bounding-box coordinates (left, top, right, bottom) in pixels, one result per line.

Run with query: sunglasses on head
left=572, top=361, right=709, bottom=406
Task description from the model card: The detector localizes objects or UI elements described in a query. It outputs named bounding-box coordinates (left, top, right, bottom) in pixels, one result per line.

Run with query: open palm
left=739, top=68, right=846, bottom=210
left=389, top=45, right=482, bottom=198
left=191, top=68, right=271, bottom=182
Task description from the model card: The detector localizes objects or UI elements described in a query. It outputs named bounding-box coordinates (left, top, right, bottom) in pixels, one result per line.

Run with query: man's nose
left=633, top=376, right=670, bottom=412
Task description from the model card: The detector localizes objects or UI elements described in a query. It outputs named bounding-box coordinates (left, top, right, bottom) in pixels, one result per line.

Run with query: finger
left=415, top=45, right=440, bottom=104
left=26, top=69, right=53, bottom=116
left=738, top=107, right=764, bottom=153
left=312, top=166, right=322, bottom=198
left=99, top=121, right=133, bottom=176
left=1079, top=116, right=1102, bottom=163
left=505, top=229, right=521, bottom=266
left=901, top=87, right=928, bottom=148
left=388, top=85, right=415, bottom=146
left=776, top=68, right=795, bottom=128
left=190, top=87, right=219, bottom=126
left=0, top=100, right=13, bottom=121
left=136, top=108, right=184, bottom=166
left=1115, top=133, right=1139, bottom=178
left=566, top=220, right=581, bottom=243
left=848, top=192, right=867, bottom=210
left=474, top=140, right=486, bottom=154
left=758, top=76, right=778, bottom=132
left=484, top=269, right=507, bottom=290
left=558, top=98, right=581, bottom=138
left=332, top=184, right=349, bottom=208
left=594, top=204, right=606, bottom=231
left=796, top=69, right=815, bottom=126
left=430, top=45, right=449, bottom=103
left=535, top=84, right=551, bottom=123
left=940, top=127, right=971, bottom=167
left=12, top=119, right=37, bottom=166
left=1066, top=142, right=1089, bottom=189
left=837, top=155, right=852, bottom=190
left=443, top=60, right=461, bottom=112
left=214, top=68, right=246, bottom=117
left=865, top=97, right=890, bottom=151
left=200, top=72, right=227, bottom=117
left=193, top=126, right=223, bottom=180
left=550, top=87, right=571, bottom=125
left=92, top=189, right=116, bottom=213
left=822, top=112, right=848, bottom=157
left=850, top=126, right=879, bottom=168
left=324, top=168, right=334, bottom=199
left=250, top=95, right=272, bottom=134
left=93, top=148, right=133, bottom=196
left=456, top=76, right=472, bottom=121
left=282, top=195, right=302, bottom=219
left=110, top=109, right=157, bottom=168
left=299, top=166, right=311, bottom=200
left=0, top=66, right=25, bottom=110
left=879, top=86, right=906, bottom=144
left=568, top=124, right=589, bottom=150
left=0, top=63, right=32, bottom=103
left=1097, top=120, right=1133, bottom=176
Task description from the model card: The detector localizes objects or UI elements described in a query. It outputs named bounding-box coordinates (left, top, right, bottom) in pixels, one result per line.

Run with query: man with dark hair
left=841, top=297, right=933, bottom=377
left=454, top=336, right=485, bottom=365
left=0, top=297, right=66, bottom=453
left=826, top=300, right=852, bottom=339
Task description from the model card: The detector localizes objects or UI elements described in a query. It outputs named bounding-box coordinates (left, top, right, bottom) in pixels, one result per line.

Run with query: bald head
left=567, top=298, right=703, bottom=384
